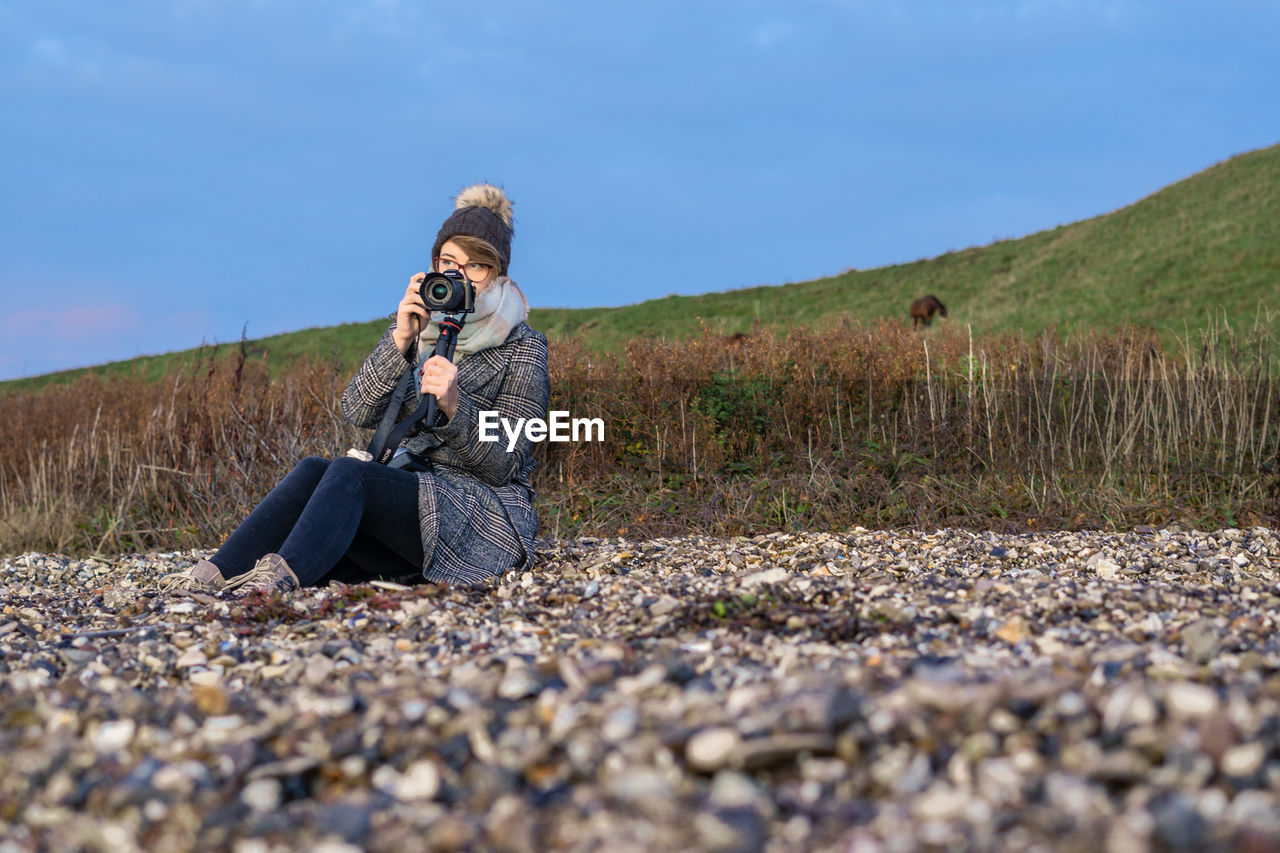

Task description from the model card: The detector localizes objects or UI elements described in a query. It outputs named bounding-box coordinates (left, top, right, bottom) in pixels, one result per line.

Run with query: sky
left=1, top=0, right=1278, bottom=380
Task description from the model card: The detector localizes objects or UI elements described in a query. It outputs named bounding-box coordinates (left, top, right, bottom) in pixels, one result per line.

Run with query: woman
left=159, top=184, right=549, bottom=595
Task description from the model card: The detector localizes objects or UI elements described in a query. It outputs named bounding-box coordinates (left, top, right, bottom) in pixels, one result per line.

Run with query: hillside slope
left=533, top=141, right=1279, bottom=344
left=6, top=142, right=1277, bottom=390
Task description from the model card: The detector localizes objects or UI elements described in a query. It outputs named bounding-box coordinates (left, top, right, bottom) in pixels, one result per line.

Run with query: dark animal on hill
left=724, top=332, right=749, bottom=346
left=910, top=295, right=948, bottom=328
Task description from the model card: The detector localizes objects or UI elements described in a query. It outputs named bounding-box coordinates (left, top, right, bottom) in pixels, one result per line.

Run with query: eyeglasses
left=435, top=255, right=494, bottom=283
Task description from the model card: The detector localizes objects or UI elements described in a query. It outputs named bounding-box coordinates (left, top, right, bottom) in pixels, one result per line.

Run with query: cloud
left=974, top=0, right=1134, bottom=31
left=11, top=5, right=216, bottom=96
left=29, top=36, right=99, bottom=80
left=752, top=18, right=799, bottom=50
left=1014, top=0, right=1128, bottom=26
left=824, top=0, right=1134, bottom=35
left=0, top=303, right=146, bottom=379
left=26, top=33, right=166, bottom=84
left=1, top=304, right=142, bottom=342
left=0, top=303, right=223, bottom=380
left=338, top=0, right=432, bottom=39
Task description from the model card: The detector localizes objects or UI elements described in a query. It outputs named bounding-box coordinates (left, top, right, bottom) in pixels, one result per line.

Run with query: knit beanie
left=431, top=184, right=515, bottom=276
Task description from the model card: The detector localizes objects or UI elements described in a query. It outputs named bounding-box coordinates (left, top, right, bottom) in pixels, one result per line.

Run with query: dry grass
left=1, top=318, right=1276, bottom=557
left=0, top=341, right=359, bottom=554
left=535, top=312, right=1277, bottom=538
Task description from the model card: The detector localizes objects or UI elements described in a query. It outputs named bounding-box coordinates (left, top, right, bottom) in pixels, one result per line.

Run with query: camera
left=419, top=269, right=474, bottom=314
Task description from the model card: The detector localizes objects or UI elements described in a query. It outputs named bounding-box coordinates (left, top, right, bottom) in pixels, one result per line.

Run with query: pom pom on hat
left=454, top=183, right=514, bottom=228
left=432, top=182, right=515, bottom=275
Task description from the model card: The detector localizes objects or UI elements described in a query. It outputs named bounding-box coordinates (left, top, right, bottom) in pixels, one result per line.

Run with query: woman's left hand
left=419, top=355, right=459, bottom=420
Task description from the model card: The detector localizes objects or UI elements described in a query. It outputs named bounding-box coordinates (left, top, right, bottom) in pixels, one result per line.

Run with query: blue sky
left=2, top=0, right=1278, bottom=380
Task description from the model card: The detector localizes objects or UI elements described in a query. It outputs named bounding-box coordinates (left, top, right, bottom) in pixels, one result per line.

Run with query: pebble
left=740, top=567, right=788, bottom=588
left=92, top=719, right=136, bottom=753
left=649, top=594, right=680, bottom=617
left=913, top=784, right=969, bottom=821
left=497, top=666, right=541, bottom=700
left=240, top=778, right=281, bottom=811
left=1088, top=553, right=1122, bottom=580
left=1, top=528, right=1278, bottom=850
left=708, top=770, right=768, bottom=810
left=1221, top=743, right=1266, bottom=778
left=994, top=615, right=1031, bottom=645
left=688, top=727, right=742, bottom=772
left=1180, top=619, right=1222, bottom=664
left=393, top=760, right=441, bottom=801
left=607, top=767, right=673, bottom=805
left=1165, top=683, right=1219, bottom=719
left=602, top=706, right=638, bottom=743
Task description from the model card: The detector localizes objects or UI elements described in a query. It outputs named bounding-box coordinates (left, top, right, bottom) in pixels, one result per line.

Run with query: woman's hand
left=420, top=355, right=459, bottom=420
left=392, top=274, right=429, bottom=355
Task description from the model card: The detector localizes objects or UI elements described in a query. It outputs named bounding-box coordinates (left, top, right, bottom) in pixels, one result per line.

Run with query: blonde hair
left=439, top=235, right=502, bottom=273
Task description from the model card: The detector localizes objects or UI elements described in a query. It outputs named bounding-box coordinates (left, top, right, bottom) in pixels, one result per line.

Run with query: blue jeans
left=210, top=456, right=424, bottom=587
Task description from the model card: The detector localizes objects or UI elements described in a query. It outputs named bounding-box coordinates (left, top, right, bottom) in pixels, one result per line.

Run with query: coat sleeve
left=431, top=331, right=550, bottom=487
left=341, top=321, right=419, bottom=429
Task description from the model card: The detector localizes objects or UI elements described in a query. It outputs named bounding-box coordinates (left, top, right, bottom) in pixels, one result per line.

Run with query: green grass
left=5, top=142, right=1278, bottom=392
left=526, top=141, right=1279, bottom=350
left=0, top=319, right=394, bottom=391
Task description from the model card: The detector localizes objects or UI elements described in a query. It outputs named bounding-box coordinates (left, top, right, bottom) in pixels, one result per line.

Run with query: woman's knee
left=293, top=456, right=330, bottom=479
left=322, top=455, right=367, bottom=488
left=279, top=456, right=331, bottom=494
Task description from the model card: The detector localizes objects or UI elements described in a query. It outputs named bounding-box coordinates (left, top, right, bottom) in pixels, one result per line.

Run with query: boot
left=157, top=559, right=229, bottom=594
left=224, top=553, right=301, bottom=596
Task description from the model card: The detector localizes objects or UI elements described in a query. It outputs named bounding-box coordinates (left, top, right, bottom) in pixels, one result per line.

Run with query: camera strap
left=366, top=366, right=418, bottom=464
left=366, top=314, right=465, bottom=466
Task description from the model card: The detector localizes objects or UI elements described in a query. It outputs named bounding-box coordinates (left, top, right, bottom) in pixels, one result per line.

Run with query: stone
left=1179, top=619, right=1221, bottom=664
left=1220, top=743, right=1265, bottom=778
left=93, top=719, right=136, bottom=753
left=498, top=667, right=541, bottom=700
left=240, top=778, right=282, bottom=812
left=1164, top=683, right=1218, bottom=719
left=1089, top=555, right=1121, bottom=580
left=687, top=727, right=741, bottom=773
left=740, top=568, right=789, bottom=589
left=4, top=527, right=1279, bottom=851
left=649, top=595, right=680, bottom=617
left=395, top=761, right=442, bottom=800
left=193, top=684, right=230, bottom=715
left=995, top=616, right=1031, bottom=645
left=913, top=784, right=969, bottom=821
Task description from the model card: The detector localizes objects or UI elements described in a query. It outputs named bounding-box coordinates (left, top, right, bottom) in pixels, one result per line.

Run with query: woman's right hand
left=392, top=273, right=429, bottom=355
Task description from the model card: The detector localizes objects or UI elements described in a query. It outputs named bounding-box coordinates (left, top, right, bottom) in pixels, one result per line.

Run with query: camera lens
left=418, top=269, right=472, bottom=315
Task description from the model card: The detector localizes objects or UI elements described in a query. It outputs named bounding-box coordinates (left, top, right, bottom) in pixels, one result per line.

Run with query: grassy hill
left=529, top=142, right=1278, bottom=346
left=5, top=142, right=1277, bottom=392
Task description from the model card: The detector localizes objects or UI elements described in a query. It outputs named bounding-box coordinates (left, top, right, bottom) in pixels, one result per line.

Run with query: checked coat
left=341, top=319, right=550, bottom=585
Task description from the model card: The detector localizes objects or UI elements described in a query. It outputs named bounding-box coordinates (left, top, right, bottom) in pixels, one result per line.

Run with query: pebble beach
left=3, top=526, right=1279, bottom=852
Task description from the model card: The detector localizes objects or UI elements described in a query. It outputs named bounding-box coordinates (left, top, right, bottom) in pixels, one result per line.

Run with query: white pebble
left=394, top=760, right=441, bottom=801
left=1221, top=743, right=1265, bottom=777
left=1165, top=683, right=1219, bottom=719
left=741, top=568, right=788, bottom=589
left=602, top=706, right=638, bottom=742
left=687, top=727, right=740, bottom=772
left=240, top=778, right=281, bottom=812
left=93, top=719, right=136, bottom=753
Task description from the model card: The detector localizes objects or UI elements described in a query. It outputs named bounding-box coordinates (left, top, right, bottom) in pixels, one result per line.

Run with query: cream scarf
left=343, top=277, right=528, bottom=462
left=417, top=276, right=529, bottom=362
